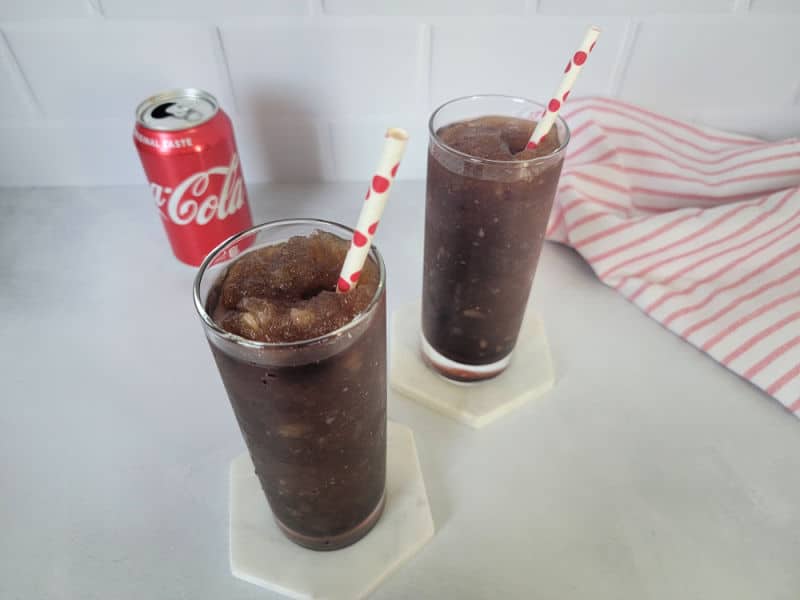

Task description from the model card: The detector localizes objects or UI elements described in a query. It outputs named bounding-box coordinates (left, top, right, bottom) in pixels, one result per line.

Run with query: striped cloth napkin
left=547, top=97, right=800, bottom=414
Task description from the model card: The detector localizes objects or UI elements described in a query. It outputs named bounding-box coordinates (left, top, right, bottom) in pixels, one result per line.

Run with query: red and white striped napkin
left=547, top=97, right=800, bottom=414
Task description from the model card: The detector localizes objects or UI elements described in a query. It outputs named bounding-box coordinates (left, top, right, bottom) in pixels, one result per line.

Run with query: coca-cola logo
left=150, top=153, right=246, bottom=226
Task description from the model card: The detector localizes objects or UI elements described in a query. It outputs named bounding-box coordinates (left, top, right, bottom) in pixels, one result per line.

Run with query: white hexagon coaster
left=229, top=421, right=434, bottom=600
left=390, top=304, right=555, bottom=429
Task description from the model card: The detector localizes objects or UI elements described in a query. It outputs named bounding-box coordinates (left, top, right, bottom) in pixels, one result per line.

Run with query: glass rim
left=192, top=218, right=387, bottom=350
left=428, top=94, right=571, bottom=166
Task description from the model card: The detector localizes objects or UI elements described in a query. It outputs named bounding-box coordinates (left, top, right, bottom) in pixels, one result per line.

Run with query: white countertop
left=2, top=182, right=800, bottom=600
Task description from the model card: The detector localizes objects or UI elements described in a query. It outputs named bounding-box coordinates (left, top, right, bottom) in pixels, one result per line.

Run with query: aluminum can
left=134, top=88, right=253, bottom=266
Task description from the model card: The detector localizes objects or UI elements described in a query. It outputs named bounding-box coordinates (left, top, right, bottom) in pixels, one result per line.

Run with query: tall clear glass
left=422, top=95, right=570, bottom=381
left=194, top=219, right=387, bottom=550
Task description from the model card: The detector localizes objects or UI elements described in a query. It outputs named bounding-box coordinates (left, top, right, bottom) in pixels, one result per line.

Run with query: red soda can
left=134, top=88, right=253, bottom=266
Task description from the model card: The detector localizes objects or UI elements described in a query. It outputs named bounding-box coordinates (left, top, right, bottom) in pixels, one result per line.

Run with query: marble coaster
left=229, top=421, right=434, bottom=600
left=390, top=304, right=555, bottom=429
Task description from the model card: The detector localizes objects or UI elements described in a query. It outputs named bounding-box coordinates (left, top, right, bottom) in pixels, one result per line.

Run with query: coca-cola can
left=134, top=88, right=253, bottom=266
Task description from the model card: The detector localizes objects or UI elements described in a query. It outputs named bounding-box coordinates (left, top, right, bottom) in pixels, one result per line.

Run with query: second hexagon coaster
left=390, top=304, right=555, bottom=428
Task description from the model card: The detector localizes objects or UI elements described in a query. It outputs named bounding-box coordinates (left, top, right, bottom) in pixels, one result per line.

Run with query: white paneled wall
left=0, top=1, right=798, bottom=187
left=620, top=18, right=800, bottom=110
left=428, top=18, right=628, bottom=106
left=536, top=0, right=736, bottom=14
left=4, top=22, right=235, bottom=119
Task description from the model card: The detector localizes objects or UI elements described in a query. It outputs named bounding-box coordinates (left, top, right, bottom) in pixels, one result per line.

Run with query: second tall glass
left=422, top=95, right=570, bottom=381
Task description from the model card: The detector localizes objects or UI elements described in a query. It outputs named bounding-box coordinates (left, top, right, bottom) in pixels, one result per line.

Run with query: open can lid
left=136, top=88, right=218, bottom=132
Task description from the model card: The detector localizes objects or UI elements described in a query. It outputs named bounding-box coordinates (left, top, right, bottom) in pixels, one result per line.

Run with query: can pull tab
left=151, top=101, right=203, bottom=122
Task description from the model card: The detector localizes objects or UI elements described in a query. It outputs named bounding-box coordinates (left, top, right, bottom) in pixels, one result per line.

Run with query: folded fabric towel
left=548, top=97, right=800, bottom=414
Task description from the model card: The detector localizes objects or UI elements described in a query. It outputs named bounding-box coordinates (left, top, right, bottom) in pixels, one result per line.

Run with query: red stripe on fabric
left=565, top=103, right=763, bottom=156
left=546, top=203, right=565, bottom=237
left=567, top=135, right=606, bottom=162
left=768, top=364, right=800, bottom=396
left=571, top=172, right=630, bottom=194
left=630, top=190, right=797, bottom=302
left=601, top=163, right=800, bottom=188
left=574, top=219, right=639, bottom=249
left=632, top=184, right=778, bottom=204
left=558, top=185, right=685, bottom=217
left=569, top=211, right=609, bottom=229
left=611, top=147, right=800, bottom=175
left=644, top=194, right=800, bottom=311
left=661, top=243, right=800, bottom=326
left=569, top=98, right=763, bottom=146
left=604, top=127, right=795, bottom=167
left=702, top=290, right=800, bottom=352
left=569, top=213, right=651, bottom=246
left=570, top=210, right=656, bottom=249
left=568, top=148, right=618, bottom=167
left=722, top=309, right=800, bottom=365
left=603, top=201, right=756, bottom=280
left=557, top=184, right=631, bottom=213
left=742, top=335, right=800, bottom=379
left=559, top=105, right=578, bottom=120
left=549, top=198, right=638, bottom=240
left=567, top=120, right=594, bottom=139
left=585, top=211, right=702, bottom=262
left=790, top=396, right=800, bottom=413
left=572, top=171, right=784, bottom=203
left=681, top=271, right=800, bottom=339
left=626, top=149, right=800, bottom=178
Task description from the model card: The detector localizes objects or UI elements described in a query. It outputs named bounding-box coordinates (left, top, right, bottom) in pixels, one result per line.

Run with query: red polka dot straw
left=337, top=128, right=409, bottom=293
left=527, top=25, right=601, bottom=148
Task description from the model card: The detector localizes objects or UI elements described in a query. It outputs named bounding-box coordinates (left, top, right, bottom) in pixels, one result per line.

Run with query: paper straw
left=337, top=128, right=409, bottom=293
left=526, top=25, right=601, bottom=149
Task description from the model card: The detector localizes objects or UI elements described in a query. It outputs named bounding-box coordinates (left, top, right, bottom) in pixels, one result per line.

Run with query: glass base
left=274, top=490, right=386, bottom=551
left=420, top=333, right=512, bottom=383
left=229, top=423, right=434, bottom=596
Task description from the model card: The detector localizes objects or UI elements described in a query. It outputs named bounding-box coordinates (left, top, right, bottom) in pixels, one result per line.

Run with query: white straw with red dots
left=526, top=25, right=601, bottom=150
left=337, top=128, right=409, bottom=293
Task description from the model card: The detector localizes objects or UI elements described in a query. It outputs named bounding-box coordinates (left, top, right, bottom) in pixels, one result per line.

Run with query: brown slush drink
left=194, top=220, right=387, bottom=550
left=422, top=95, right=569, bottom=381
